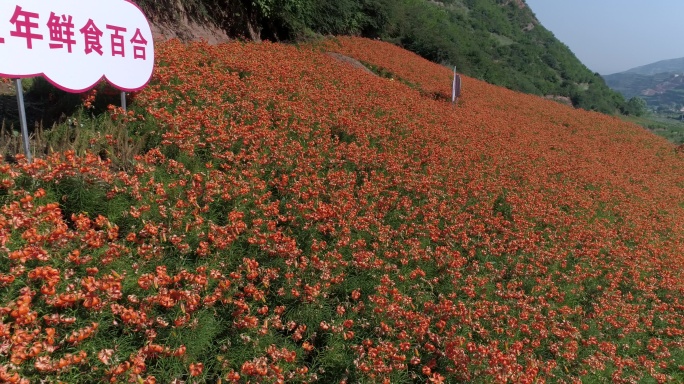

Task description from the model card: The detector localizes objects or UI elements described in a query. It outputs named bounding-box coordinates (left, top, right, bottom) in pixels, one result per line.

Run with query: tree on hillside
left=622, top=96, right=648, bottom=117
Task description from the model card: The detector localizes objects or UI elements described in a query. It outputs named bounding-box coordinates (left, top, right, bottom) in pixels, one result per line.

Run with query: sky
left=524, top=0, right=684, bottom=75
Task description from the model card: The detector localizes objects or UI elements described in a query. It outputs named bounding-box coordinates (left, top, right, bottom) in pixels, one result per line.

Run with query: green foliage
left=492, top=191, right=513, bottom=221
left=622, top=96, right=648, bottom=117
left=621, top=114, right=684, bottom=144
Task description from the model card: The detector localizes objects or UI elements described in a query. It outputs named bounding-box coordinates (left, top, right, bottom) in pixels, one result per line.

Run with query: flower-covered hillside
left=1, top=37, right=684, bottom=383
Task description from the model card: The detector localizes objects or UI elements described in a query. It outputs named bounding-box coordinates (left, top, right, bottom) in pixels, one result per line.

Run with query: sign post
left=14, top=78, right=31, bottom=162
left=452, top=66, right=461, bottom=105
left=0, top=0, right=155, bottom=161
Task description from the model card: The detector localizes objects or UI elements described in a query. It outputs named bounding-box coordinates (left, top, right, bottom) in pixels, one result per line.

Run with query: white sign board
left=0, top=0, right=154, bottom=92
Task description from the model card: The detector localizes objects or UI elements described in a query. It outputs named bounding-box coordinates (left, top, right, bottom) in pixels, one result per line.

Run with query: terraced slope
left=1, top=38, right=684, bottom=383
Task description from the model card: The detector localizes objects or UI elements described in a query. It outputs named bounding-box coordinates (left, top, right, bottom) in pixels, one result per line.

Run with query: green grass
left=490, top=32, right=515, bottom=46
left=621, top=113, right=684, bottom=144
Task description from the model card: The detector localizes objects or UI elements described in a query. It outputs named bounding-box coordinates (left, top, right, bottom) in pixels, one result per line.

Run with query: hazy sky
left=524, top=0, right=684, bottom=75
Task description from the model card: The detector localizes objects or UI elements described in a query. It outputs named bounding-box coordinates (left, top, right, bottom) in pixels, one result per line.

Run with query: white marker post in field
left=452, top=66, right=461, bottom=105
left=0, top=0, right=155, bottom=161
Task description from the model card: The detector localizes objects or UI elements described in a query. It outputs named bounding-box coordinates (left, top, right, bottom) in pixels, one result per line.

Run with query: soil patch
left=151, top=20, right=231, bottom=45
left=326, top=52, right=376, bottom=76
left=544, top=95, right=573, bottom=107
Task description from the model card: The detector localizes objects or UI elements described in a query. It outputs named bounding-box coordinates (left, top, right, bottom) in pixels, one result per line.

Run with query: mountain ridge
left=619, top=56, right=684, bottom=76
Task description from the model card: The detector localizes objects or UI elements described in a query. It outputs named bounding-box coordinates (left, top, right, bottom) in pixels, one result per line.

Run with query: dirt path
left=325, top=52, right=376, bottom=76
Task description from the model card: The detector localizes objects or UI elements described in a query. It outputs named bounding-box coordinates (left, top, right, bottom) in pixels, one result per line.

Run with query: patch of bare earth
left=325, top=52, right=376, bottom=76
left=0, top=81, right=13, bottom=96
left=151, top=21, right=231, bottom=44
left=544, top=95, right=573, bottom=107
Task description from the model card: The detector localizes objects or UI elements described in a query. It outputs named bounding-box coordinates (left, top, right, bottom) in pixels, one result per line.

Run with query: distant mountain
left=603, top=58, right=684, bottom=111
left=619, top=57, right=684, bottom=76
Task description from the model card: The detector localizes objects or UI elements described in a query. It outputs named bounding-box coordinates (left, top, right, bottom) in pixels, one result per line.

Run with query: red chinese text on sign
left=0, top=0, right=155, bottom=93
left=79, top=19, right=103, bottom=55
left=1, top=6, right=151, bottom=60
left=130, top=28, right=147, bottom=60
left=10, top=5, right=42, bottom=49
left=106, top=25, right=126, bottom=57
left=47, top=13, right=76, bottom=53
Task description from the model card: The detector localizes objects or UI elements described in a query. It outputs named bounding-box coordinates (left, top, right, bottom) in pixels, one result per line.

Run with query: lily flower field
left=2, top=37, right=684, bottom=383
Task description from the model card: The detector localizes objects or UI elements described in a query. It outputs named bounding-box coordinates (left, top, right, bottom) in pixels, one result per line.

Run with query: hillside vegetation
left=137, top=0, right=628, bottom=114
left=1, top=37, right=684, bottom=383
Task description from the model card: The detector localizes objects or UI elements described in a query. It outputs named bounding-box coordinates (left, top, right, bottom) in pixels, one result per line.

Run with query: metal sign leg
left=452, top=67, right=457, bottom=104
left=121, top=91, right=127, bottom=112
left=14, top=79, right=32, bottom=162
